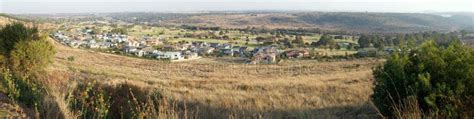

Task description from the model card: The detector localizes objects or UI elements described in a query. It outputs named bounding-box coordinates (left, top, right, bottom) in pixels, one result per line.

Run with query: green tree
left=314, top=34, right=336, bottom=49
left=0, top=23, right=56, bottom=108
left=10, top=39, right=56, bottom=77
left=219, top=30, right=224, bottom=35
left=393, top=34, right=405, bottom=46
left=111, top=28, right=128, bottom=34
left=358, top=34, right=371, bottom=48
left=460, top=30, right=467, bottom=41
left=372, top=35, right=385, bottom=50
left=372, top=40, right=474, bottom=118
left=292, top=35, right=305, bottom=46
left=0, top=23, right=40, bottom=56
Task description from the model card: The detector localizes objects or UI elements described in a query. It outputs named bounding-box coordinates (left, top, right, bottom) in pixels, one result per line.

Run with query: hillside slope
left=0, top=14, right=19, bottom=26
left=296, top=12, right=471, bottom=33
left=153, top=12, right=474, bottom=33
left=50, top=38, right=382, bottom=118
left=0, top=15, right=36, bottom=118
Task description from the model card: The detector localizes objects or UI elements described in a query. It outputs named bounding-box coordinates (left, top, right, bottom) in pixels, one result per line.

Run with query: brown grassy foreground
left=47, top=39, right=383, bottom=118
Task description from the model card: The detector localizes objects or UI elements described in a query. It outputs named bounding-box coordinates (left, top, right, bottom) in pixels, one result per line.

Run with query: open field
left=49, top=38, right=382, bottom=118
left=1, top=16, right=376, bottom=118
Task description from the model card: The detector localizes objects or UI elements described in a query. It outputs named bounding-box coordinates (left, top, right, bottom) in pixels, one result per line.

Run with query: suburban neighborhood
left=51, top=24, right=386, bottom=64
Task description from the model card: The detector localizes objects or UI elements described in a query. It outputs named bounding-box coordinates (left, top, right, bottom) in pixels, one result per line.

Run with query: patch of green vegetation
left=372, top=40, right=474, bottom=118
left=0, top=23, right=56, bottom=111
left=68, top=80, right=163, bottom=119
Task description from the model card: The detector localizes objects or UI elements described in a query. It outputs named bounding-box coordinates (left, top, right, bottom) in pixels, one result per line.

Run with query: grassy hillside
left=18, top=12, right=473, bottom=33
left=151, top=12, right=474, bottom=33
left=0, top=15, right=34, bottom=118
left=49, top=39, right=382, bottom=118
left=0, top=14, right=19, bottom=26
left=0, top=14, right=56, bottom=31
left=296, top=12, right=463, bottom=33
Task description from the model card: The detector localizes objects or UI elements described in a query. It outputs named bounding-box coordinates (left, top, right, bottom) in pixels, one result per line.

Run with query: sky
left=1, top=0, right=473, bottom=14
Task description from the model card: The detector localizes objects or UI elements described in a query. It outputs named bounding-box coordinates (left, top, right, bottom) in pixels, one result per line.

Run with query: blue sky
left=1, top=0, right=473, bottom=14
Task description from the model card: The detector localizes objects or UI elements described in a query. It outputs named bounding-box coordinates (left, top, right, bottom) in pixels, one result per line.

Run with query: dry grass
left=46, top=38, right=383, bottom=118
left=0, top=93, right=34, bottom=118
left=0, top=17, right=18, bottom=26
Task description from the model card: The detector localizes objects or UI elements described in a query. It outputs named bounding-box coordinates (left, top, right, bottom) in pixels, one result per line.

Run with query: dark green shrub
left=106, top=83, right=163, bottom=118
left=0, top=23, right=40, bottom=56
left=68, top=81, right=163, bottom=119
left=0, top=55, right=5, bottom=67
left=372, top=40, right=474, bottom=118
left=10, top=39, right=56, bottom=77
left=67, top=56, right=75, bottom=62
left=111, top=28, right=127, bottom=35
left=0, top=22, right=56, bottom=78
left=68, top=80, right=110, bottom=119
left=0, top=23, right=54, bottom=109
left=0, top=70, right=46, bottom=108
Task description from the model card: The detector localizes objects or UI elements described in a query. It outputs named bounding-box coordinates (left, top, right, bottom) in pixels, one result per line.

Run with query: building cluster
left=52, top=28, right=312, bottom=63
left=52, top=30, right=128, bottom=49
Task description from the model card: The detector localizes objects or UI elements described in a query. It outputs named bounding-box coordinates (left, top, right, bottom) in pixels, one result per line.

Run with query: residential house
left=198, top=47, right=215, bottom=55
left=145, top=38, right=163, bottom=46
left=135, top=50, right=145, bottom=57
left=68, top=40, right=84, bottom=48
left=251, top=52, right=277, bottom=64
left=250, top=46, right=278, bottom=64
left=176, top=44, right=191, bottom=51
left=184, top=51, right=199, bottom=59
left=125, top=41, right=140, bottom=47
left=221, top=43, right=233, bottom=49
left=124, top=46, right=138, bottom=53
left=192, top=41, right=208, bottom=47
left=220, top=49, right=234, bottom=56
left=141, top=47, right=156, bottom=56
left=209, top=43, right=221, bottom=48
left=285, top=49, right=310, bottom=58
left=98, top=42, right=114, bottom=49
left=155, top=51, right=184, bottom=60
left=232, top=46, right=241, bottom=55
left=238, top=47, right=248, bottom=56
left=163, top=45, right=175, bottom=51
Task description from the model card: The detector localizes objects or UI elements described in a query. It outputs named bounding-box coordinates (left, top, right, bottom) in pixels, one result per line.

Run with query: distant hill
left=0, top=14, right=20, bottom=25
left=295, top=12, right=474, bottom=33
left=13, top=12, right=474, bottom=33
left=0, top=14, right=57, bottom=31
left=151, top=12, right=474, bottom=33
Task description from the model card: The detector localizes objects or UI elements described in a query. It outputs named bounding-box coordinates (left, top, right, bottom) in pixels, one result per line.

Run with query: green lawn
left=169, top=38, right=263, bottom=48
left=91, top=24, right=359, bottom=51
left=312, top=48, right=357, bottom=56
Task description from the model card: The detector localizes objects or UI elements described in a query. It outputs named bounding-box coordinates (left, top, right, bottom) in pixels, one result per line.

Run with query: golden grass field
left=48, top=38, right=383, bottom=118
left=1, top=16, right=383, bottom=118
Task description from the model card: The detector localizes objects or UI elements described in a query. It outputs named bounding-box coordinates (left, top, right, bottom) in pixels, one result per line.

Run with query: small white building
left=135, top=50, right=145, bottom=57
left=184, top=51, right=199, bottom=59
left=155, top=51, right=184, bottom=61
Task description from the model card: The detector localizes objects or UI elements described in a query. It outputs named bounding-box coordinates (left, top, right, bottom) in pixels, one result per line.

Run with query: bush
left=68, top=81, right=163, bottom=119
left=111, top=28, right=128, bottom=35
left=0, top=55, right=5, bottom=67
left=0, top=23, right=55, bottom=114
left=372, top=40, right=474, bottom=118
left=0, top=23, right=40, bottom=56
left=67, top=80, right=110, bottom=119
left=1, top=70, right=46, bottom=109
left=10, top=39, right=56, bottom=77
left=0, top=23, right=55, bottom=77
left=67, top=56, right=75, bottom=62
